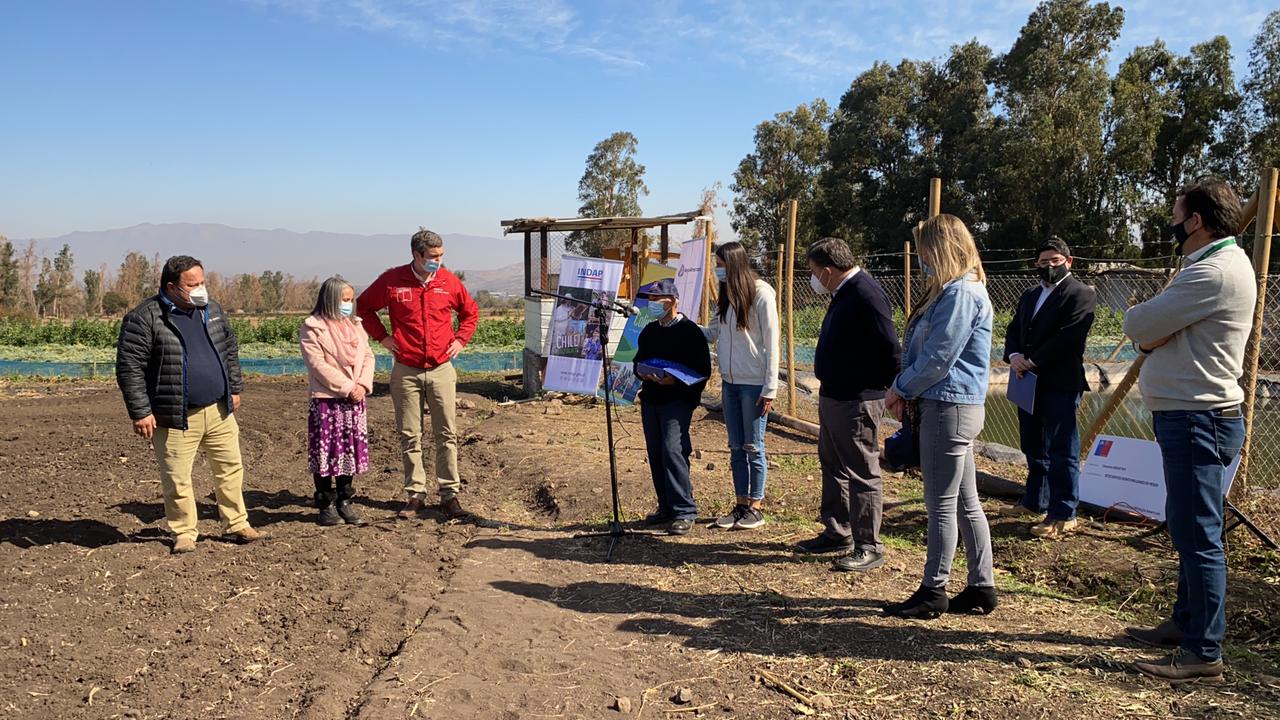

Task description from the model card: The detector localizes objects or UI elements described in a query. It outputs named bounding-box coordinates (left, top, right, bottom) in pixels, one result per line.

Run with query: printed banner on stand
left=1079, top=434, right=1240, bottom=521
left=543, top=255, right=624, bottom=396
left=675, top=237, right=707, bottom=316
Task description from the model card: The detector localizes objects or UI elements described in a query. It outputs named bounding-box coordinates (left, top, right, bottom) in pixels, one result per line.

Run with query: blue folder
left=1007, top=369, right=1036, bottom=414
left=635, top=358, right=708, bottom=386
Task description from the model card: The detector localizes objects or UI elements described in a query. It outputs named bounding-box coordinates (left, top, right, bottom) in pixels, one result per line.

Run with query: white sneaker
left=713, top=504, right=747, bottom=529
left=733, top=507, right=766, bottom=530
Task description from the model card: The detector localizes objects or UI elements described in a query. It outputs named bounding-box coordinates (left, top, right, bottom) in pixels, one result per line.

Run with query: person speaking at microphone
left=633, top=279, right=712, bottom=536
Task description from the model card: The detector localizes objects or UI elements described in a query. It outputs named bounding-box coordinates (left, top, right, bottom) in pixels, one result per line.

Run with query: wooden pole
left=539, top=228, right=549, bottom=292
left=775, top=244, right=784, bottom=316
left=523, top=230, right=532, bottom=297
left=928, top=177, right=942, bottom=218
left=1236, top=167, right=1279, bottom=496
left=1080, top=180, right=1267, bottom=461
left=785, top=199, right=798, bottom=413
left=659, top=224, right=670, bottom=263
left=700, top=223, right=714, bottom=325
left=903, top=240, right=912, bottom=319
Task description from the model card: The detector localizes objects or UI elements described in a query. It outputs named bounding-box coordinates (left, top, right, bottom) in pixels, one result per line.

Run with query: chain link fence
left=761, top=254, right=1280, bottom=493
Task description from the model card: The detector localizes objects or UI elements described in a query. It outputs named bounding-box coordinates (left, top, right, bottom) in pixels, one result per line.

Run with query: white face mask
left=809, top=273, right=829, bottom=295
left=184, top=285, right=209, bottom=307
left=340, top=300, right=355, bottom=317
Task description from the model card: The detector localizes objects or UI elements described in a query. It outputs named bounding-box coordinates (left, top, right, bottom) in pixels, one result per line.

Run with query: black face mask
left=1169, top=219, right=1191, bottom=255
left=1037, top=264, right=1068, bottom=284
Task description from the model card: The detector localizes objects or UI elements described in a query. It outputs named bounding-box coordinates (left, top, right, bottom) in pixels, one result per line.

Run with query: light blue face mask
left=340, top=301, right=355, bottom=317
left=424, top=259, right=442, bottom=274
left=714, top=267, right=727, bottom=283
left=920, top=261, right=934, bottom=277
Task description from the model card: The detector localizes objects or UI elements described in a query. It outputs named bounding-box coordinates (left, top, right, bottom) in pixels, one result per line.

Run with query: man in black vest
left=1002, top=238, right=1096, bottom=539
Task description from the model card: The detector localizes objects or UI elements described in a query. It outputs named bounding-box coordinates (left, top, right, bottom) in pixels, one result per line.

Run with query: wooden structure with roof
left=500, top=211, right=710, bottom=396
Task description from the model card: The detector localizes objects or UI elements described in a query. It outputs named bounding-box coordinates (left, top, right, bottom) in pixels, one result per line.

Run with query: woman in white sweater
left=702, top=242, right=781, bottom=530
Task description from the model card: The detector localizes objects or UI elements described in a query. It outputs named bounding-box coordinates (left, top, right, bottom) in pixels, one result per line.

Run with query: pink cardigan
left=299, top=315, right=376, bottom=399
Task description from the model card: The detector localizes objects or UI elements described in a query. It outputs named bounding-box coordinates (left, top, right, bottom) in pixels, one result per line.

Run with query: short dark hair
left=1178, top=177, right=1241, bottom=240
left=1036, top=236, right=1071, bottom=258
left=411, top=227, right=443, bottom=255
left=806, top=237, right=856, bottom=271
left=160, top=255, right=202, bottom=290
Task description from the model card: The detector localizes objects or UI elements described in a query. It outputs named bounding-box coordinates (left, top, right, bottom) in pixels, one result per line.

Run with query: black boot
left=335, top=476, right=365, bottom=526
left=947, top=585, right=998, bottom=615
left=315, top=491, right=341, bottom=526
left=883, top=585, right=948, bottom=619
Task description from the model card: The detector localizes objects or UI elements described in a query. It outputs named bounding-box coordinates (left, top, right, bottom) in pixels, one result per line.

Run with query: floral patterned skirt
left=308, top=398, right=370, bottom=477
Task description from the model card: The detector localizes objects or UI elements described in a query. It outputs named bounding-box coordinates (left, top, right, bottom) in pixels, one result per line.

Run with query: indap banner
left=543, top=255, right=625, bottom=396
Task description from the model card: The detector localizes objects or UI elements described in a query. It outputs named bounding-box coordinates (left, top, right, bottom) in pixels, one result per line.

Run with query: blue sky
left=1, top=0, right=1274, bottom=245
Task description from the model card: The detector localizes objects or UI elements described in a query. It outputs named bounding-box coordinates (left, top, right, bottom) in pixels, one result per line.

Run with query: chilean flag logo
left=1094, top=439, right=1113, bottom=458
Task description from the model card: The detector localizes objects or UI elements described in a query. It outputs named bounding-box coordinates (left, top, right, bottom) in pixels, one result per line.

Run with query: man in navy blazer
left=1002, top=237, right=1096, bottom=539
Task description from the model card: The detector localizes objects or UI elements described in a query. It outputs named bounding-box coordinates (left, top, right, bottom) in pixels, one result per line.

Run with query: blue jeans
left=641, top=399, right=698, bottom=520
left=1017, top=391, right=1082, bottom=520
left=722, top=382, right=769, bottom=500
left=1153, top=409, right=1245, bottom=662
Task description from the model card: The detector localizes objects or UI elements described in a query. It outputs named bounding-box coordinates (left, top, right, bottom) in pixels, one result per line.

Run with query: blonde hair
left=909, top=214, right=986, bottom=327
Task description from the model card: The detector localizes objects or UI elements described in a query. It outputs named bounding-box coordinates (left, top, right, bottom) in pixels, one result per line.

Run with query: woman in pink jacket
left=300, top=277, right=376, bottom=526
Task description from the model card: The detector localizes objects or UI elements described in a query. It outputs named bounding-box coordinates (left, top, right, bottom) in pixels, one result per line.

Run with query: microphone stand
left=529, top=288, right=658, bottom=561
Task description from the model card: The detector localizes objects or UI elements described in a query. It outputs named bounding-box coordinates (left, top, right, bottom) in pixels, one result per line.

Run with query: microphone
left=615, top=300, right=640, bottom=317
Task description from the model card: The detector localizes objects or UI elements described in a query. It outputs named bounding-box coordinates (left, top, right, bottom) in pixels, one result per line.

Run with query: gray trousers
left=920, top=399, right=994, bottom=589
left=818, top=396, right=885, bottom=553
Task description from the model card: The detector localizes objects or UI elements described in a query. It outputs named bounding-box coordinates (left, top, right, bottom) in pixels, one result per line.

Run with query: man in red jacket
left=357, top=228, right=479, bottom=520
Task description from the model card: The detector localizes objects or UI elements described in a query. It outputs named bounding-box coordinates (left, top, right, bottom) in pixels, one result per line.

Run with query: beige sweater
left=1123, top=241, right=1256, bottom=411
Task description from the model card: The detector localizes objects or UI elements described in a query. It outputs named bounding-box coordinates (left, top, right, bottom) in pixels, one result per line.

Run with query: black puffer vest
left=115, top=295, right=243, bottom=430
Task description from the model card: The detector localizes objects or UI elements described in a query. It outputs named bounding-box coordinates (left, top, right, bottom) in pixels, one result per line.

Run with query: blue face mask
left=339, top=301, right=355, bottom=317
left=920, top=261, right=934, bottom=277
left=714, top=267, right=727, bottom=283
left=424, top=259, right=441, bottom=274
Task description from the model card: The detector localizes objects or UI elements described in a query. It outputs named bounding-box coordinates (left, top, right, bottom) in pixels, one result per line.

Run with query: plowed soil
left=1, top=376, right=1278, bottom=719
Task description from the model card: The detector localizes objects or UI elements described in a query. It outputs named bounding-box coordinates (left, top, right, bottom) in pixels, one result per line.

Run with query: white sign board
left=1079, top=435, right=1240, bottom=522
left=543, top=255, right=624, bottom=396
left=674, top=237, right=706, bottom=314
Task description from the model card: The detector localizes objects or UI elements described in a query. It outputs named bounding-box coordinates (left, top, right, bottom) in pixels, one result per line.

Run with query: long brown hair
left=908, top=214, right=986, bottom=328
left=715, top=242, right=758, bottom=331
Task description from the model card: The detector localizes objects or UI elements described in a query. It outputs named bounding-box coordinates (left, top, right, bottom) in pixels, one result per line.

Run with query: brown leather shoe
left=440, top=496, right=469, bottom=521
left=1133, top=648, right=1224, bottom=685
left=397, top=496, right=425, bottom=520
left=227, top=527, right=266, bottom=544
left=171, top=536, right=197, bottom=554
left=1030, top=518, right=1079, bottom=539
left=1125, top=619, right=1184, bottom=649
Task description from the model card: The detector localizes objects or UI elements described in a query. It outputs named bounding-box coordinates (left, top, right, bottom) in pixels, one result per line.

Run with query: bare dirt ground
left=1, top=375, right=1278, bottom=719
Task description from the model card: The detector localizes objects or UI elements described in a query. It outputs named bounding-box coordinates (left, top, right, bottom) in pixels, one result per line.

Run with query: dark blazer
left=116, top=295, right=243, bottom=430
left=1002, top=274, right=1096, bottom=395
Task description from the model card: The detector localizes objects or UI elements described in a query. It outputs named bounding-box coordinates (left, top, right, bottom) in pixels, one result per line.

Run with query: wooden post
left=523, top=230, right=532, bottom=297
left=660, top=224, right=670, bottom=263
left=785, top=199, right=798, bottom=413
left=1236, top=167, right=1280, bottom=496
left=903, top=240, right=912, bottom=319
left=1080, top=180, right=1267, bottom=461
left=775, top=244, right=784, bottom=316
left=700, top=224, right=715, bottom=325
left=539, top=228, right=549, bottom=292
left=929, top=177, right=942, bottom=218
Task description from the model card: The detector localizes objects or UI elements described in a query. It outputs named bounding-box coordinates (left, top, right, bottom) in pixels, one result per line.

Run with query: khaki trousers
left=391, top=361, right=461, bottom=500
left=152, top=403, right=250, bottom=540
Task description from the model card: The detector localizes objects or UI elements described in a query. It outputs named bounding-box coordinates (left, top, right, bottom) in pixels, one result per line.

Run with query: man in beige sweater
left=1122, top=178, right=1255, bottom=684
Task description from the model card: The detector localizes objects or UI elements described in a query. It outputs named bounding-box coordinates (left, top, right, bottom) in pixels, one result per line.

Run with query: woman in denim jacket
left=883, top=214, right=997, bottom=619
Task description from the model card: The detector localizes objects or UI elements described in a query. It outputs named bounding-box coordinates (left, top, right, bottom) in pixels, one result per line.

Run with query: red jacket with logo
left=356, top=265, right=479, bottom=369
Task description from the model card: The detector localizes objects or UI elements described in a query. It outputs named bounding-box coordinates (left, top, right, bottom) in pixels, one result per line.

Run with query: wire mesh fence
left=763, top=257, right=1280, bottom=492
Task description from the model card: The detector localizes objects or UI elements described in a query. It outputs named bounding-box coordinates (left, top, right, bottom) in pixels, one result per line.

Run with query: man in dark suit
left=1002, top=237, right=1096, bottom=539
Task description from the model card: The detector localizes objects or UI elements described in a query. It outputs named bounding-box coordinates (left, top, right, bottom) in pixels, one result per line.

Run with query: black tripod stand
left=531, top=289, right=661, bottom=561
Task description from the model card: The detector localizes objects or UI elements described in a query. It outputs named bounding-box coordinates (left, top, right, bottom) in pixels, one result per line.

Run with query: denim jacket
left=893, top=272, right=992, bottom=404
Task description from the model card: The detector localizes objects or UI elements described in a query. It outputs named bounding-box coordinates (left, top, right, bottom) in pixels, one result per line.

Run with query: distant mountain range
left=24, top=223, right=525, bottom=291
